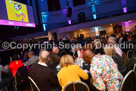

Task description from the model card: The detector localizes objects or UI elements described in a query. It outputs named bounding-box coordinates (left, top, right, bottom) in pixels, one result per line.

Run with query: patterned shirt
left=90, top=55, right=123, bottom=91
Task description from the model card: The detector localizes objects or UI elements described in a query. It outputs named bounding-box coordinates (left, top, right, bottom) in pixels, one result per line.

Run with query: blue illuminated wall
left=34, top=0, right=136, bottom=31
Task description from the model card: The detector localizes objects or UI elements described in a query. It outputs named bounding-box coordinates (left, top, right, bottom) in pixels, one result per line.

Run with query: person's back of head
left=83, top=50, right=95, bottom=64
left=104, top=45, right=116, bottom=57
left=12, top=54, right=19, bottom=61
left=52, top=47, right=59, bottom=54
left=28, top=51, right=34, bottom=58
left=108, top=36, right=116, bottom=44
left=39, top=51, right=50, bottom=63
left=60, top=55, right=74, bottom=67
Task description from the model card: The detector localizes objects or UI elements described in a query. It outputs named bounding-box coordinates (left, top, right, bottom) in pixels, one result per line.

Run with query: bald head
left=39, top=51, right=49, bottom=62
left=83, top=50, right=95, bottom=64
left=84, top=50, right=94, bottom=57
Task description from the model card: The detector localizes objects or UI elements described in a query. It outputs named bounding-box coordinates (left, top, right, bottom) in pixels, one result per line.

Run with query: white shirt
left=38, top=62, right=48, bottom=67
left=77, top=50, right=81, bottom=57
left=114, top=44, right=123, bottom=57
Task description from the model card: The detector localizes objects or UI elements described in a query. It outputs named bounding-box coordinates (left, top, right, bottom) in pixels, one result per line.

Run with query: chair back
left=133, top=63, right=136, bottom=73
left=64, top=81, right=89, bottom=91
left=14, top=66, right=29, bottom=86
left=120, top=70, right=135, bottom=91
left=28, top=77, right=40, bottom=91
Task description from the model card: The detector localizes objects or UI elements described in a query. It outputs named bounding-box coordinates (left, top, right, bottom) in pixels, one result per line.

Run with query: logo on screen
left=6, top=0, right=29, bottom=22
left=14, top=3, right=21, bottom=11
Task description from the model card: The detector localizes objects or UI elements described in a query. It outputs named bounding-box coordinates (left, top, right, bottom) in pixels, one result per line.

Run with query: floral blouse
left=90, top=55, right=123, bottom=91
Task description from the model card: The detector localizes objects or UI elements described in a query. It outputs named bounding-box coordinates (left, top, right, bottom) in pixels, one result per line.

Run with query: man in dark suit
left=48, top=47, right=60, bottom=68
left=29, top=51, right=59, bottom=91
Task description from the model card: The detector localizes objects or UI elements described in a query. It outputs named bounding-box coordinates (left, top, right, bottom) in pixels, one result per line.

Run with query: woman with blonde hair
left=104, top=45, right=128, bottom=76
left=57, top=54, right=88, bottom=91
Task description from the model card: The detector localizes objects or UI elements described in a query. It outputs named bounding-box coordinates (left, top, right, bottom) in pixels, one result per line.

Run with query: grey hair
left=108, top=37, right=116, bottom=44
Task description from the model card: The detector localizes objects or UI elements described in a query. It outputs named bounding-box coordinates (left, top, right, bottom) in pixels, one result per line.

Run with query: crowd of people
left=0, top=32, right=136, bottom=91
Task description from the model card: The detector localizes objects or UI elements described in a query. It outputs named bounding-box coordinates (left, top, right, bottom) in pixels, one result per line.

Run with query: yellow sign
left=5, top=0, right=29, bottom=22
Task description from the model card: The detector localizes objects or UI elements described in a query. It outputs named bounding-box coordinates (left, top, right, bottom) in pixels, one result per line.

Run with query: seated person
left=29, top=51, right=59, bottom=91
left=104, top=45, right=128, bottom=76
left=9, top=54, right=24, bottom=77
left=108, top=36, right=123, bottom=57
left=83, top=50, right=123, bottom=91
left=48, top=47, right=60, bottom=68
left=74, top=46, right=84, bottom=68
left=24, top=51, right=38, bottom=66
left=0, top=64, right=8, bottom=82
left=57, top=54, right=88, bottom=91
left=82, top=60, right=98, bottom=91
left=92, top=39, right=105, bottom=54
left=0, top=64, right=12, bottom=88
